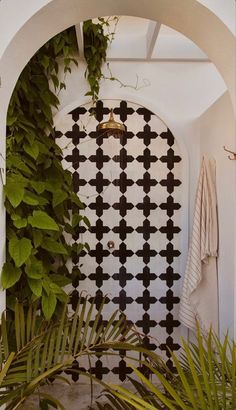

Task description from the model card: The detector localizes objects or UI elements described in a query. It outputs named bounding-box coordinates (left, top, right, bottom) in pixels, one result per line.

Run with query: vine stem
left=103, top=65, right=151, bottom=91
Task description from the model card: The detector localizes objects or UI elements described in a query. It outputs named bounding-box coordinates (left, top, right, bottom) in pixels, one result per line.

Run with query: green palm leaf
left=100, top=326, right=236, bottom=410
left=0, top=296, right=142, bottom=409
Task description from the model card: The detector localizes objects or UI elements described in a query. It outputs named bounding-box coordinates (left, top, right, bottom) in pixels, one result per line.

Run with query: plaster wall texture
left=197, top=0, right=236, bottom=34
left=196, top=93, right=236, bottom=338
left=57, top=60, right=226, bottom=122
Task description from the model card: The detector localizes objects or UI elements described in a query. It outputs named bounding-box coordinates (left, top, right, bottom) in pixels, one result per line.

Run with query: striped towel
left=179, top=156, right=218, bottom=333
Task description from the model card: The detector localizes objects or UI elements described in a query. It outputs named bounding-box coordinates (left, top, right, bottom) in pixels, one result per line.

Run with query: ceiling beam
left=146, top=21, right=161, bottom=60
left=75, top=23, right=84, bottom=58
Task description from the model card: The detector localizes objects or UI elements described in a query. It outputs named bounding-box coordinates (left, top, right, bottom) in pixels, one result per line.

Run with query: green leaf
left=33, top=230, right=43, bottom=248
left=60, top=82, right=66, bottom=90
left=53, top=190, right=68, bottom=207
left=49, top=282, right=65, bottom=296
left=72, top=213, right=83, bottom=228
left=6, top=226, right=16, bottom=240
left=42, top=278, right=51, bottom=295
left=71, top=267, right=82, bottom=280
left=42, top=55, right=50, bottom=70
left=64, top=223, right=74, bottom=234
left=50, top=274, right=71, bottom=287
left=8, top=154, right=33, bottom=175
left=37, top=141, right=50, bottom=155
left=28, top=211, right=59, bottom=231
left=84, top=242, right=90, bottom=252
left=9, top=237, right=32, bottom=267
left=51, top=74, right=60, bottom=90
left=50, top=282, right=68, bottom=303
left=55, top=291, right=68, bottom=303
left=7, top=115, right=18, bottom=126
left=41, top=238, right=68, bottom=255
left=84, top=91, right=93, bottom=96
left=83, top=216, right=91, bottom=227
left=28, top=278, right=42, bottom=297
left=30, top=181, right=46, bottom=194
left=0, top=352, right=16, bottom=384
left=39, top=394, right=65, bottom=410
left=25, top=257, right=44, bottom=279
left=12, top=216, right=28, bottom=229
left=6, top=294, right=17, bottom=311
left=4, top=181, right=25, bottom=208
left=1, top=262, right=22, bottom=289
left=24, top=142, right=39, bottom=160
left=23, top=190, right=40, bottom=206
left=75, top=243, right=85, bottom=255
left=71, top=193, right=84, bottom=209
left=42, top=292, right=57, bottom=320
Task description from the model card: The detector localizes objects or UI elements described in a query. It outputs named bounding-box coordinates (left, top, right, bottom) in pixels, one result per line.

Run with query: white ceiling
left=152, top=25, right=208, bottom=60
left=77, top=16, right=209, bottom=61
left=74, top=15, right=227, bottom=119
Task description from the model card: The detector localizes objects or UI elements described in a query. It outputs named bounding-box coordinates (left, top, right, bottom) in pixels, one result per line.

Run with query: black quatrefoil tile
left=56, top=100, right=183, bottom=381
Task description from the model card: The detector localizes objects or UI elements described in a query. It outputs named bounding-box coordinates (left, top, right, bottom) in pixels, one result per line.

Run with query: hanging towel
left=179, top=156, right=218, bottom=333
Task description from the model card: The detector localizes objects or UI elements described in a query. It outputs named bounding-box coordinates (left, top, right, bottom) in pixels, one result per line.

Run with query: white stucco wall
left=197, top=0, right=236, bottom=34
left=195, top=93, right=236, bottom=338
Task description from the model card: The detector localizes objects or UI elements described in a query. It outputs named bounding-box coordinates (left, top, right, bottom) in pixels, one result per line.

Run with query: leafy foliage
left=4, top=18, right=121, bottom=319
left=4, top=27, right=90, bottom=319
left=99, top=327, right=236, bottom=410
left=0, top=298, right=141, bottom=410
left=83, top=17, right=119, bottom=103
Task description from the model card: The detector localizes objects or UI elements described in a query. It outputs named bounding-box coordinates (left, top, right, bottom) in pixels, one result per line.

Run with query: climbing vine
left=4, top=27, right=90, bottom=320
left=83, top=17, right=119, bottom=103
left=3, top=18, right=117, bottom=320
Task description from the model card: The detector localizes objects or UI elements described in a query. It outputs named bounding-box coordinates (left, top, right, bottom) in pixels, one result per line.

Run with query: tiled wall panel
left=56, top=100, right=183, bottom=381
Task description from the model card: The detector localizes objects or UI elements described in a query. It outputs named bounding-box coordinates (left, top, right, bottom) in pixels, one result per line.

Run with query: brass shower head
left=96, top=109, right=126, bottom=137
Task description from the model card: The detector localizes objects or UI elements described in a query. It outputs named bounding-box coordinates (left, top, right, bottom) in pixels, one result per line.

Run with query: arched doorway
left=0, top=0, right=235, bottom=332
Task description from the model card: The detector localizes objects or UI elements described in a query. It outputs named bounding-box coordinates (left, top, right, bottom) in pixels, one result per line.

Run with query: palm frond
left=0, top=296, right=142, bottom=409
left=100, top=327, right=236, bottom=410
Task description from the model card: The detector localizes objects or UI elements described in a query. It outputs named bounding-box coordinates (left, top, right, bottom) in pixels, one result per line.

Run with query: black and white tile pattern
left=56, top=100, right=182, bottom=381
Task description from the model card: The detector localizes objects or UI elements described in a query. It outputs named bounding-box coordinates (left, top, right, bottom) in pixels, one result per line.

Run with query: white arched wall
left=0, top=0, right=235, bottom=330
left=0, top=0, right=234, bottom=192
left=195, top=93, right=236, bottom=338
left=0, top=0, right=235, bottom=109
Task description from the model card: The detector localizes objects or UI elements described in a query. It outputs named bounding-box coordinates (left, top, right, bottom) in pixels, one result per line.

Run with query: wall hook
left=223, top=146, right=236, bottom=160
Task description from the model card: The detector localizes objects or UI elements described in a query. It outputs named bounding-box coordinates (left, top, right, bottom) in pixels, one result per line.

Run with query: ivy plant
left=3, top=18, right=117, bottom=320
left=83, top=17, right=119, bottom=103
left=4, top=27, right=90, bottom=320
